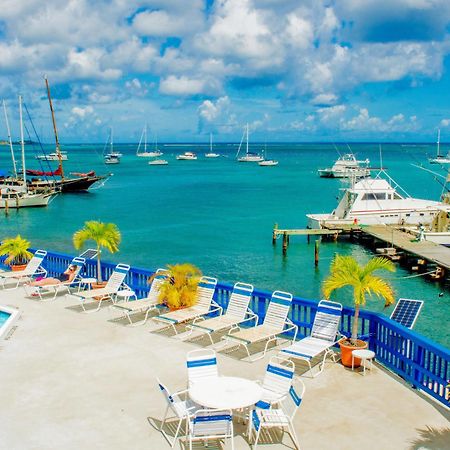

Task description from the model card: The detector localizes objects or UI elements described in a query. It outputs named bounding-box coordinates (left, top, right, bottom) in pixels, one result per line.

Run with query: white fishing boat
left=136, top=125, right=163, bottom=158
left=36, top=151, right=68, bottom=161
left=236, top=124, right=263, bottom=162
left=1, top=96, right=55, bottom=208
left=148, top=159, right=168, bottom=166
left=307, top=172, right=450, bottom=229
left=205, top=133, right=220, bottom=158
left=318, top=153, right=370, bottom=178
left=104, top=127, right=121, bottom=164
left=429, top=129, right=450, bottom=164
left=176, top=151, right=197, bottom=160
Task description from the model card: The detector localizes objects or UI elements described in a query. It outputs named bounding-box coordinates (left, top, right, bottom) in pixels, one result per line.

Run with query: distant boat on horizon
left=236, top=124, right=263, bottom=162
left=205, top=133, right=220, bottom=158
left=429, top=129, right=450, bottom=164
left=136, top=124, right=163, bottom=158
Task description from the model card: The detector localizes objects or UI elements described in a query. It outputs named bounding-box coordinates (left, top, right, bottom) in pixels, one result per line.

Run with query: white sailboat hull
left=0, top=192, right=52, bottom=208
left=137, top=151, right=163, bottom=157
left=205, top=153, right=220, bottom=158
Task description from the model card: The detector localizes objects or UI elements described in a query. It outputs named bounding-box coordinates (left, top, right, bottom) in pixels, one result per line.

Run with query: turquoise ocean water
left=1, top=142, right=449, bottom=347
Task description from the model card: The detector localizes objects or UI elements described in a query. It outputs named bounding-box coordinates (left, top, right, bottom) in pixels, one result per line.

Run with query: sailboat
left=236, top=124, right=263, bottom=162
left=136, top=124, right=163, bottom=157
left=26, top=77, right=107, bottom=192
left=258, top=144, right=278, bottom=166
left=104, top=127, right=120, bottom=164
left=205, top=133, right=220, bottom=158
left=0, top=96, right=54, bottom=208
left=429, top=129, right=450, bottom=164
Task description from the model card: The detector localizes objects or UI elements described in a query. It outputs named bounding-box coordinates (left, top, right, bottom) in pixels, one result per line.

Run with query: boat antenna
left=2, top=100, right=17, bottom=178
left=437, top=128, right=441, bottom=158
left=19, top=95, right=26, bottom=189
left=44, top=75, right=64, bottom=179
left=379, top=144, right=383, bottom=172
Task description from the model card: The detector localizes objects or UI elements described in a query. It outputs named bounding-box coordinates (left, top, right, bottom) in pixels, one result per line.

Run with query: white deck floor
left=0, top=287, right=448, bottom=450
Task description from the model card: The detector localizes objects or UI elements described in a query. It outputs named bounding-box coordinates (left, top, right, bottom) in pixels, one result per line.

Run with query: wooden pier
left=272, top=222, right=450, bottom=282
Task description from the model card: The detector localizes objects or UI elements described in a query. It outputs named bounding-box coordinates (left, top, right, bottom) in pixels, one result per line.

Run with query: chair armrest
left=209, top=301, right=223, bottom=316
left=283, top=319, right=298, bottom=341
left=242, top=309, right=259, bottom=326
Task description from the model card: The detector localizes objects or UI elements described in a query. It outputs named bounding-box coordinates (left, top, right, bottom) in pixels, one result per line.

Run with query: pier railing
left=2, top=248, right=449, bottom=407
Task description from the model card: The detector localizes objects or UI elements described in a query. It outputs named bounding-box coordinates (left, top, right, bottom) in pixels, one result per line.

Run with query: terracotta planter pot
left=339, top=338, right=368, bottom=368
left=11, top=264, right=27, bottom=272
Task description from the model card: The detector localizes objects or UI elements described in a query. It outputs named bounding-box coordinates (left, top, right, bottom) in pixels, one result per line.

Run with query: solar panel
left=390, top=298, right=423, bottom=329
left=78, top=248, right=99, bottom=259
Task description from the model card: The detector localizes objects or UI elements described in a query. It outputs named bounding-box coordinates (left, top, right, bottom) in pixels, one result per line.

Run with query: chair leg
left=288, top=423, right=301, bottom=450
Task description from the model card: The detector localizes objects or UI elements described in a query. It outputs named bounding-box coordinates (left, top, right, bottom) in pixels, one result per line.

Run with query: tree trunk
left=351, top=305, right=360, bottom=345
left=96, top=248, right=102, bottom=282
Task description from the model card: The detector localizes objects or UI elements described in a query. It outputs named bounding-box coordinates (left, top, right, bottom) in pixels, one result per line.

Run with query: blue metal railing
left=1, top=248, right=449, bottom=407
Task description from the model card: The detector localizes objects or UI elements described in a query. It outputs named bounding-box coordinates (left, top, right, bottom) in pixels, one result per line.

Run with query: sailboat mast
left=210, top=132, right=212, bottom=152
left=44, top=76, right=64, bottom=179
left=246, top=123, right=249, bottom=155
left=110, top=127, right=113, bottom=154
left=2, top=100, right=17, bottom=178
left=437, top=129, right=441, bottom=157
left=144, top=124, right=147, bottom=152
left=19, top=95, right=26, bottom=189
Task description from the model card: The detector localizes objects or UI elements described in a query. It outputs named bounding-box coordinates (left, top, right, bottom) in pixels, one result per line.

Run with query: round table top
left=352, top=349, right=375, bottom=359
left=189, top=376, right=262, bottom=410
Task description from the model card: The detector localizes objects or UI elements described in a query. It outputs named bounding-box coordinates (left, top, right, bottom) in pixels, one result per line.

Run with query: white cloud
left=160, top=75, right=221, bottom=96
left=71, top=105, right=93, bottom=118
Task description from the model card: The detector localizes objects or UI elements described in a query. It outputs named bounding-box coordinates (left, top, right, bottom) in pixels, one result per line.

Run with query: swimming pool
left=0, top=306, right=20, bottom=339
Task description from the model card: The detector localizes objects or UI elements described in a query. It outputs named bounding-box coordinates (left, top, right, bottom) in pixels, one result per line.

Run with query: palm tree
left=323, top=255, right=395, bottom=345
left=0, top=235, right=33, bottom=266
left=73, top=221, right=121, bottom=282
left=152, top=263, right=202, bottom=310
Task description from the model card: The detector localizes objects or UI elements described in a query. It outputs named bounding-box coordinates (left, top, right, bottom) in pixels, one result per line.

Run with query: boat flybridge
left=307, top=172, right=450, bottom=229
left=318, top=153, right=370, bottom=178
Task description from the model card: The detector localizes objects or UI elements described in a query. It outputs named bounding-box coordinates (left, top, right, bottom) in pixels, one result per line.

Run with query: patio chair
left=153, top=276, right=220, bottom=334
left=255, top=356, right=295, bottom=409
left=111, top=268, right=168, bottom=325
left=250, top=378, right=305, bottom=450
left=188, top=282, right=257, bottom=344
left=69, top=263, right=130, bottom=312
left=187, top=409, right=234, bottom=450
left=222, top=290, right=297, bottom=361
left=186, top=349, right=219, bottom=387
left=279, top=300, right=343, bottom=377
left=157, top=378, right=200, bottom=448
left=23, top=257, right=85, bottom=300
left=0, top=249, right=47, bottom=289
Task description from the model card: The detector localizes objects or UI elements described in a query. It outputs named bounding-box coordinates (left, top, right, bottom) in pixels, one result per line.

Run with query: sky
left=1, top=0, right=450, bottom=143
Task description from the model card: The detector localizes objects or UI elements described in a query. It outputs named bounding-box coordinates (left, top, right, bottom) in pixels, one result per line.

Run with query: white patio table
left=189, top=376, right=262, bottom=410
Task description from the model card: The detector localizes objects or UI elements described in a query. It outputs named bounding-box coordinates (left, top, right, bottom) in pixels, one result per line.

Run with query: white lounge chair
left=157, top=378, right=200, bottom=448
left=24, top=257, right=85, bottom=300
left=279, top=300, right=343, bottom=377
left=186, top=349, right=219, bottom=387
left=188, top=282, right=257, bottom=344
left=153, top=276, right=220, bottom=334
left=255, top=356, right=295, bottom=410
left=0, top=249, right=47, bottom=289
left=187, top=409, right=234, bottom=450
left=222, top=290, right=297, bottom=361
left=250, top=378, right=305, bottom=450
left=69, top=263, right=130, bottom=312
left=111, top=268, right=168, bottom=325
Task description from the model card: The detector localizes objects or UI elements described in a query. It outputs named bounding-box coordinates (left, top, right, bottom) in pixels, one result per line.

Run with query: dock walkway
left=364, top=225, right=450, bottom=270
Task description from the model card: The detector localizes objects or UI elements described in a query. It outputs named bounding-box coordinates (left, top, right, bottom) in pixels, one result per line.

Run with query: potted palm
left=151, top=263, right=202, bottom=310
left=323, top=255, right=395, bottom=367
left=73, top=221, right=121, bottom=284
left=0, top=235, right=33, bottom=271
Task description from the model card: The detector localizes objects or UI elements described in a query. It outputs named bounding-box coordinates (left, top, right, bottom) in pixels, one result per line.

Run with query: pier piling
left=315, top=239, right=319, bottom=266
left=272, top=223, right=278, bottom=245
left=282, top=232, right=288, bottom=256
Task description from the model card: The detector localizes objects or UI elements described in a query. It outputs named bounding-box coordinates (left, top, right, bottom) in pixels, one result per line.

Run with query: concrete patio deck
left=0, top=287, right=449, bottom=450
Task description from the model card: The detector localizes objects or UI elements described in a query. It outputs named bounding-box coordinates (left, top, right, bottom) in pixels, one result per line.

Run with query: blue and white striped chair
left=157, top=378, right=200, bottom=448
left=153, top=276, right=220, bottom=335
left=189, top=282, right=257, bottom=344
left=222, top=290, right=298, bottom=361
left=70, top=263, right=131, bottom=312
left=255, top=356, right=295, bottom=410
left=250, top=378, right=305, bottom=450
left=186, top=349, right=218, bottom=387
left=24, top=256, right=86, bottom=300
left=187, top=409, right=234, bottom=450
left=279, top=300, right=343, bottom=377
left=0, top=249, right=47, bottom=289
